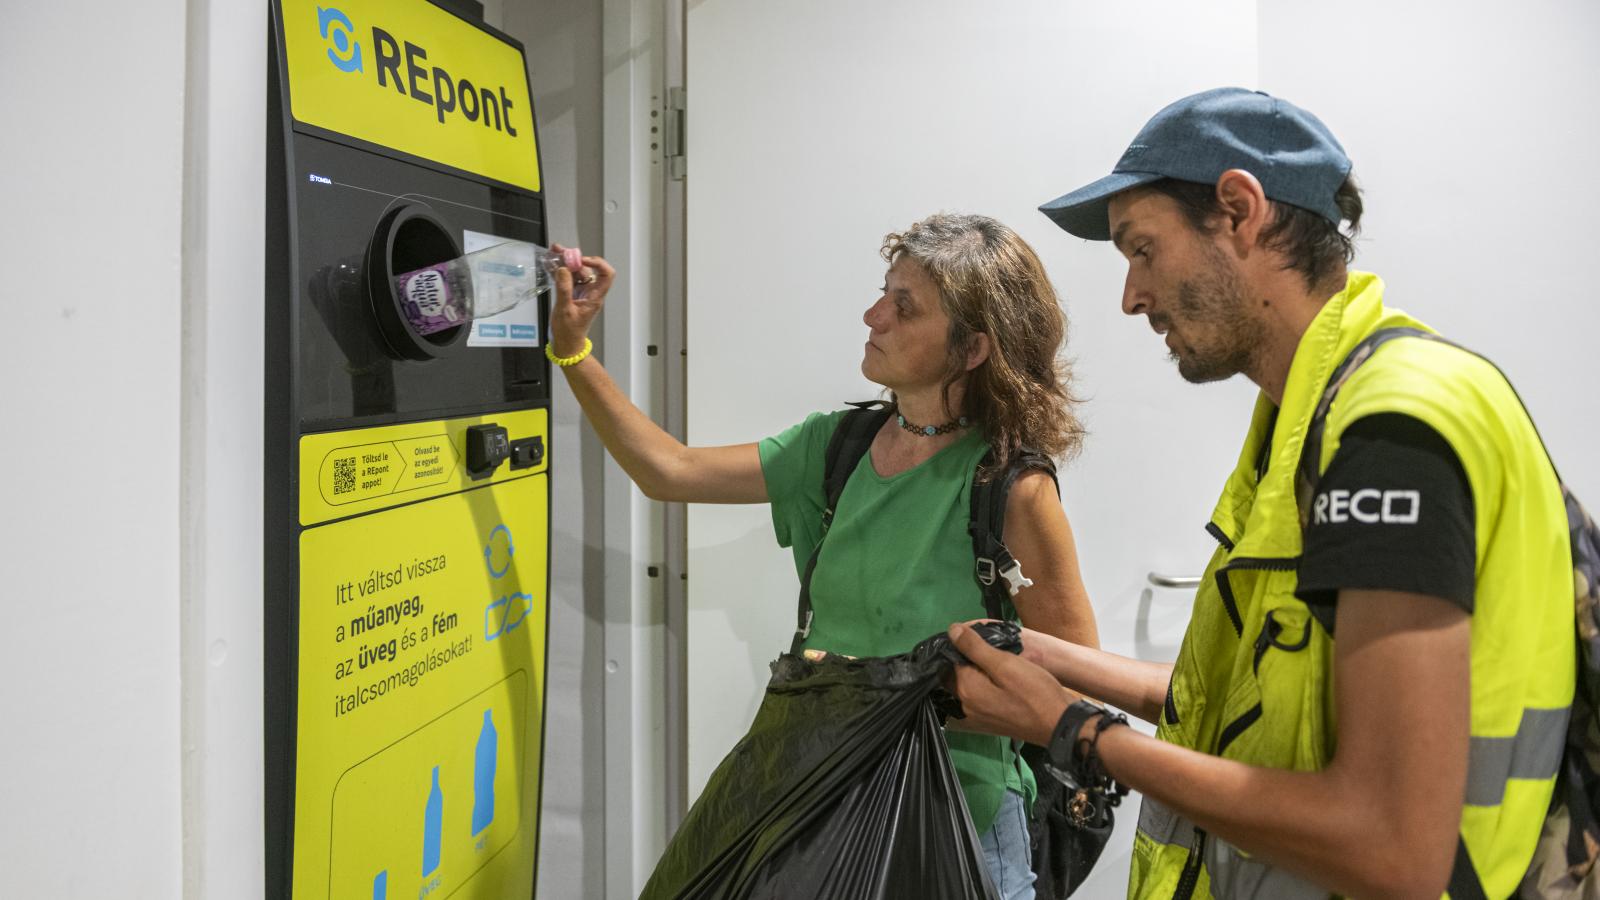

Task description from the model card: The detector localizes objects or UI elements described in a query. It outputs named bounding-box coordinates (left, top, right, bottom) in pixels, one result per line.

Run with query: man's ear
left=1214, top=169, right=1270, bottom=255
left=966, top=332, right=992, bottom=372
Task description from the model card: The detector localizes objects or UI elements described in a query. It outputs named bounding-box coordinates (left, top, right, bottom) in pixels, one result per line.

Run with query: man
left=949, top=87, right=1573, bottom=899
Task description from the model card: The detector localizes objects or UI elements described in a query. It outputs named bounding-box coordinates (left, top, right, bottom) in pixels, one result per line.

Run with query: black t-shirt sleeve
left=1296, top=413, right=1476, bottom=630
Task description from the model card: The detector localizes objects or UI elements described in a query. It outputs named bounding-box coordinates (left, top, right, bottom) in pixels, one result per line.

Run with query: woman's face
left=860, top=257, right=953, bottom=392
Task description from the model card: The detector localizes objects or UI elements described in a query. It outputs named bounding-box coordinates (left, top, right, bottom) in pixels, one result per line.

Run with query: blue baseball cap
left=1039, top=87, right=1352, bottom=241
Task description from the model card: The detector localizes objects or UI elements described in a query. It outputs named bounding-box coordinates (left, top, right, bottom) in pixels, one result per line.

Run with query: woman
left=549, top=213, right=1097, bottom=899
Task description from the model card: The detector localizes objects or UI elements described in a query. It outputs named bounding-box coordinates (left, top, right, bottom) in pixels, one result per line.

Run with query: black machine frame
left=264, top=2, right=555, bottom=896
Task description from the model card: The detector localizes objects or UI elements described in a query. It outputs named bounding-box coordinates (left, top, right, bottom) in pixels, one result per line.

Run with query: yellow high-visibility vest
left=1129, top=272, right=1574, bottom=899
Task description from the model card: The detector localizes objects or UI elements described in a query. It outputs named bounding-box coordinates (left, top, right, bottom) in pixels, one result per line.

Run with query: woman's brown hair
left=882, top=213, right=1084, bottom=475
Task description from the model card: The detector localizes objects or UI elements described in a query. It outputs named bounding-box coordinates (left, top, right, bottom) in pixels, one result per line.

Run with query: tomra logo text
left=1313, top=489, right=1421, bottom=525
left=316, top=10, right=522, bottom=135
left=318, top=7, right=363, bottom=73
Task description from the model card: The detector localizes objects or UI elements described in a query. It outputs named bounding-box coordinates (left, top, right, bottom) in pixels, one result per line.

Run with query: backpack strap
left=1298, top=327, right=1436, bottom=512
left=1298, top=326, right=1563, bottom=517
left=970, top=449, right=1059, bottom=622
left=791, top=401, right=892, bottom=655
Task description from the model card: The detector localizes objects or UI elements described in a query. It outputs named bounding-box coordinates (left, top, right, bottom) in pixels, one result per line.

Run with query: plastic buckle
left=975, top=557, right=997, bottom=586
left=797, top=609, right=813, bottom=640
left=998, top=560, right=1034, bottom=597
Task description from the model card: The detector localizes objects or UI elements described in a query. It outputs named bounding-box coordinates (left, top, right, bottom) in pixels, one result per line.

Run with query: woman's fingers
left=572, top=255, right=613, bottom=300
left=583, top=254, right=616, bottom=282
left=552, top=262, right=575, bottom=308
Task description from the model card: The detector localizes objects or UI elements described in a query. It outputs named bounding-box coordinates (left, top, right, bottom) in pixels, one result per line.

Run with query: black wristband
left=1046, top=700, right=1106, bottom=782
left=1084, top=709, right=1130, bottom=793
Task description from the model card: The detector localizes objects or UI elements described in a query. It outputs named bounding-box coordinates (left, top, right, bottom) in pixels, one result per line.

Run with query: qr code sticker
left=333, top=457, right=357, bottom=495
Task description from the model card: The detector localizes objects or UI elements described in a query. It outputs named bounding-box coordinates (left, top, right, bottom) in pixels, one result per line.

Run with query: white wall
left=0, top=4, right=189, bottom=897
left=178, top=0, right=267, bottom=896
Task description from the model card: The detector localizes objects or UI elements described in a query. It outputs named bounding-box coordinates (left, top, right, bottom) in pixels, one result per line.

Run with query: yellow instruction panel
left=294, top=403, right=550, bottom=890
left=294, top=469, right=548, bottom=900
left=299, top=408, right=547, bottom=526
left=277, top=0, right=541, bottom=191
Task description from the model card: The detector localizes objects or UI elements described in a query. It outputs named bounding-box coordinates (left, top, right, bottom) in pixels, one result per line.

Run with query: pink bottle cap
left=561, top=247, right=584, bottom=272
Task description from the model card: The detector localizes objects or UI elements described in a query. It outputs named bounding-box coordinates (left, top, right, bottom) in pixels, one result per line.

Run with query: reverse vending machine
left=266, top=2, right=552, bottom=897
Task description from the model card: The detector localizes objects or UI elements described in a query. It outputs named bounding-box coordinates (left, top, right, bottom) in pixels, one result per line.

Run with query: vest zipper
left=1216, top=702, right=1262, bottom=755
left=1205, top=521, right=1235, bottom=551
left=1171, top=827, right=1207, bottom=900
left=1211, top=568, right=1245, bottom=637
left=1212, top=556, right=1301, bottom=638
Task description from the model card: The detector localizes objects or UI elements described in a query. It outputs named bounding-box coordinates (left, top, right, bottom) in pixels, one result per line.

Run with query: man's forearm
left=1095, top=728, right=1441, bottom=899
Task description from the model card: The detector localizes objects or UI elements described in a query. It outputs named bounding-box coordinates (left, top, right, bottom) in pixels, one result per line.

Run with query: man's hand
left=952, top=619, right=1053, bottom=668
left=946, top=622, right=1078, bottom=746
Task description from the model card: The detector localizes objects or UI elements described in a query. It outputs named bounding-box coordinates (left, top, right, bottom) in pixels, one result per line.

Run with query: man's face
left=1107, top=188, right=1264, bottom=384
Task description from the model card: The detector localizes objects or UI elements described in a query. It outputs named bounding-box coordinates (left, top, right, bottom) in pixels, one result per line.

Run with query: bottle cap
left=561, top=247, right=584, bottom=272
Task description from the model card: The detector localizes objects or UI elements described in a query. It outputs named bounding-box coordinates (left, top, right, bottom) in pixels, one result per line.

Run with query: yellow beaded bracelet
left=545, top=337, right=593, bottom=367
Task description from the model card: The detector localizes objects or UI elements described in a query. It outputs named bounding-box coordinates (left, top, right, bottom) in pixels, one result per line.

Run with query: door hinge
left=664, top=87, right=686, bottom=180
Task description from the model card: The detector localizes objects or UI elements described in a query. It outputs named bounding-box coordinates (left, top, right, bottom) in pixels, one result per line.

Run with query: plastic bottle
left=394, top=241, right=584, bottom=336
left=472, top=709, right=497, bottom=837
left=422, top=766, right=443, bottom=876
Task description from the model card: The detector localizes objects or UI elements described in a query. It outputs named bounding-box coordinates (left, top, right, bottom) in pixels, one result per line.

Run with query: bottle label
left=399, top=266, right=465, bottom=336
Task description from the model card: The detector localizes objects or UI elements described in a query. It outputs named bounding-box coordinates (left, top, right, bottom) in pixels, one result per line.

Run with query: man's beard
left=1164, top=252, right=1262, bottom=384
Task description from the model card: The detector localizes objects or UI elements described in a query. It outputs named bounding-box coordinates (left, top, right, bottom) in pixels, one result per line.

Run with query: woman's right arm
left=550, top=249, right=768, bottom=504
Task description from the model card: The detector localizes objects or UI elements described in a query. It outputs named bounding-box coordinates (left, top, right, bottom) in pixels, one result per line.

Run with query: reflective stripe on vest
left=1464, top=705, right=1569, bottom=807
left=1138, top=798, right=1329, bottom=900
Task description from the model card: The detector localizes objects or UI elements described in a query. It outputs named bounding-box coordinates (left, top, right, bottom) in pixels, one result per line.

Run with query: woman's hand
left=549, top=244, right=616, bottom=358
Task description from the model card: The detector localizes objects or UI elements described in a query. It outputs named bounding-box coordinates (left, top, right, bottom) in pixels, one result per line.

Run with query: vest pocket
left=1215, top=602, right=1329, bottom=770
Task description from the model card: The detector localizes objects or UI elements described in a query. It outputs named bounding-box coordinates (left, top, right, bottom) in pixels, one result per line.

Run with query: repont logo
left=318, top=7, right=363, bottom=73
left=371, top=27, right=520, bottom=133
left=1313, top=489, right=1421, bottom=525
left=315, top=11, right=522, bottom=135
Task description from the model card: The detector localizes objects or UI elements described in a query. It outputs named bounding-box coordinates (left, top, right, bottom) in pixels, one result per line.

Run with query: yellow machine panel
left=279, top=0, right=541, bottom=191
left=293, top=430, right=548, bottom=900
left=299, top=408, right=548, bottom=526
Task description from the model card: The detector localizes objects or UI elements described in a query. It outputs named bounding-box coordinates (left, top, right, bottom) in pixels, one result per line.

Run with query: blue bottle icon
left=472, top=709, right=498, bottom=836
left=422, top=766, right=443, bottom=876
left=372, top=870, right=387, bottom=900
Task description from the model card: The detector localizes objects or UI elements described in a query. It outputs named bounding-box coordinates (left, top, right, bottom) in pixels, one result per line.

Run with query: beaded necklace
left=896, top=412, right=970, bottom=437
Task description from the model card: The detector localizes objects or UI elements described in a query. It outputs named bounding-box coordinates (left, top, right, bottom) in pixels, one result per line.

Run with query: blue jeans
left=979, top=789, right=1036, bottom=900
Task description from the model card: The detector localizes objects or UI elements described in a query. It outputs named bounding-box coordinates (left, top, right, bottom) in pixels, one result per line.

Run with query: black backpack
left=788, top=400, right=1111, bottom=899
left=1300, top=328, right=1600, bottom=899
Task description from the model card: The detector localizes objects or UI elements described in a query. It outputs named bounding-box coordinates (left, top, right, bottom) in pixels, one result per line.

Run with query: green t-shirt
left=758, top=409, right=1035, bottom=834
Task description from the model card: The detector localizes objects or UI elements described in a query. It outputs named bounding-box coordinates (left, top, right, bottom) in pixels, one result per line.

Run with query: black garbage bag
left=640, top=623, right=1024, bottom=900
